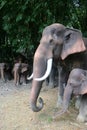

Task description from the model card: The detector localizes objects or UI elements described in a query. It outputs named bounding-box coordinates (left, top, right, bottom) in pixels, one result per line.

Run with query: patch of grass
left=38, top=113, right=53, bottom=123
left=47, top=116, right=53, bottom=123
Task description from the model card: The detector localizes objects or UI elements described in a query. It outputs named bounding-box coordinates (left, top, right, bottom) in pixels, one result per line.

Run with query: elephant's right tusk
left=34, top=58, right=53, bottom=81
left=27, top=73, right=33, bottom=80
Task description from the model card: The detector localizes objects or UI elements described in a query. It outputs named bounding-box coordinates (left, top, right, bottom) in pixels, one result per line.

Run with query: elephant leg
left=14, top=68, right=21, bottom=85
left=45, top=77, right=49, bottom=86
left=77, top=112, right=85, bottom=123
left=75, top=95, right=81, bottom=109
left=45, top=63, right=57, bottom=88
left=56, top=64, right=64, bottom=108
left=48, top=69, right=55, bottom=88
left=14, top=69, right=17, bottom=85
left=22, top=71, right=27, bottom=85
left=53, top=84, right=73, bottom=119
left=13, top=63, right=21, bottom=85
left=57, top=83, right=64, bottom=108
left=17, top=72, right=20, bottom=85
left=45, top=71, right=55, bottom=88
left=0, top=67, right=5, bottom=82
left=77, top=94, right=87, bottom=122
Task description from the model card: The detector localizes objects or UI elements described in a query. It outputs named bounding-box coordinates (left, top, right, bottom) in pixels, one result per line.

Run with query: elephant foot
left=45, top=81, right=49, bottom=86
left=45, top=79, right=55, bottom=88
left=53, top=108, right=69, bottom=119
left=1, top=78, right=6, bottom=83
left=48, top=82, right=55, bottom=88
left=76, top=114, right=85, bottom=122
left=56, top=95, right=63, bottom=108
left=15, top=82, right=20, bottom=86
left=22, top=82, right=27, bottom=86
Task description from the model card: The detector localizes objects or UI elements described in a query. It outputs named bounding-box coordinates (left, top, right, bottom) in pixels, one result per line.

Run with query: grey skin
left=29, top=23, right=86, bottom=112
left=13, top=62, right=29, bottom=85
left=0, top=63, right=11, bottom=82
left=45, top=60, right=58, bottom=88
left=54, top=68, right=87, bottom=118
left=0, top=63, right=6, bottom=81
left=77, top=94, right=87, bottom=122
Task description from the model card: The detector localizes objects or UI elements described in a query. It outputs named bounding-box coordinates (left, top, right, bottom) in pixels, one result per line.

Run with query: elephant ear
left=61, top=28, right=86, bottom=60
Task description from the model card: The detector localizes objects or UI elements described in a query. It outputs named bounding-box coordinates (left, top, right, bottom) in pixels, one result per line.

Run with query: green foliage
left=0, top=0, right=87, bottom=62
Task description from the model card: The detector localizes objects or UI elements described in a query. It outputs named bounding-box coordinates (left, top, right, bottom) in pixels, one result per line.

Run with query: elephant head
left=29, top=23, right=86, bottom=112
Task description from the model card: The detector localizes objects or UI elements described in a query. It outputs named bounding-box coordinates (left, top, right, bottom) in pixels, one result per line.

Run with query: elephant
left=20, top=63, right=29, bottom=85
left=28, top=23, right=86, bottom=112
left=12, top=60, right=29, bottom=85
left=12, top=61, right=21, bottom=85
left=54, top=68, right=87, bottom=119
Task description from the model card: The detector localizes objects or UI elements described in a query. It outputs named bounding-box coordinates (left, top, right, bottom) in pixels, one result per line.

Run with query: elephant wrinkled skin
left=77, top=94, right=87, bottom=122
left=29, top=23, right=86, bottom=112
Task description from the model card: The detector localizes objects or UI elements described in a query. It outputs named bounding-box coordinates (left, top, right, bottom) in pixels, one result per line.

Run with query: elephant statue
left=54, top=68, right=87, bottom=119
left=28, top=23, right=86, bottom=112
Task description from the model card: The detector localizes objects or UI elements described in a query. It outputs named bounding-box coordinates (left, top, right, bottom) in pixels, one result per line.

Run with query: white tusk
left=27, top=73, right=33, bottom=80
left=34, top=58, right=53, bottom=81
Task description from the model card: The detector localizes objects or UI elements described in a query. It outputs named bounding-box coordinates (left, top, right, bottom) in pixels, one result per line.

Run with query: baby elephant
left=54, top=68, right=87, bottom=122
left=12, top=62, right=29, bottom=85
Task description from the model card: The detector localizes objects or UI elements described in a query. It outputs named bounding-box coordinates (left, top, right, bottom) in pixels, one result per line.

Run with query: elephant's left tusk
left=34, top=58, right=53, bottom=81
left=27, top=73, right=33, bottom=80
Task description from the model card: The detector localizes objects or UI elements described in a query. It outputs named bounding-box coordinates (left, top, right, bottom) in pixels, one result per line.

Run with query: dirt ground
left=0, top=79, right=87, bottom=130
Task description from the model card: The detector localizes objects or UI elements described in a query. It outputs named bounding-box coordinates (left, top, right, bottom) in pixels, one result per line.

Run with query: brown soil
left=0, top=80, right=87, bottom=130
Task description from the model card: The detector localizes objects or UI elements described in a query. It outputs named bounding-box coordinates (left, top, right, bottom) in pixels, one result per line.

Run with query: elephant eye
left=49, top=39, right=54, bottom=46
left=65, top=33, right=72, bottom=41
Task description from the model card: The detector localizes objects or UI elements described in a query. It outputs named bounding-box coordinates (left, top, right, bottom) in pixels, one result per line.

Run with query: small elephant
left=54, top=68, right=87, bottom=118
left=20, top=63, right=29, bottom=85
left=12, top=62, right=29, bottom=85
left=28, top=23, right=86, bottom=112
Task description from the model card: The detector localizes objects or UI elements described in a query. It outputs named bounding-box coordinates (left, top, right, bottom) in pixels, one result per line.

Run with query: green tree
left=0, top=0, right=87, bottom=62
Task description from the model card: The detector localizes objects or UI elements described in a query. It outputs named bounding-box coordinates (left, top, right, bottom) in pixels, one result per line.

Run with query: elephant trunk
left=30, top=81, right=44, bottom=112
left=29, top=49, right=53, bottom=112
left=30, top=50, right=53, bottom=112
